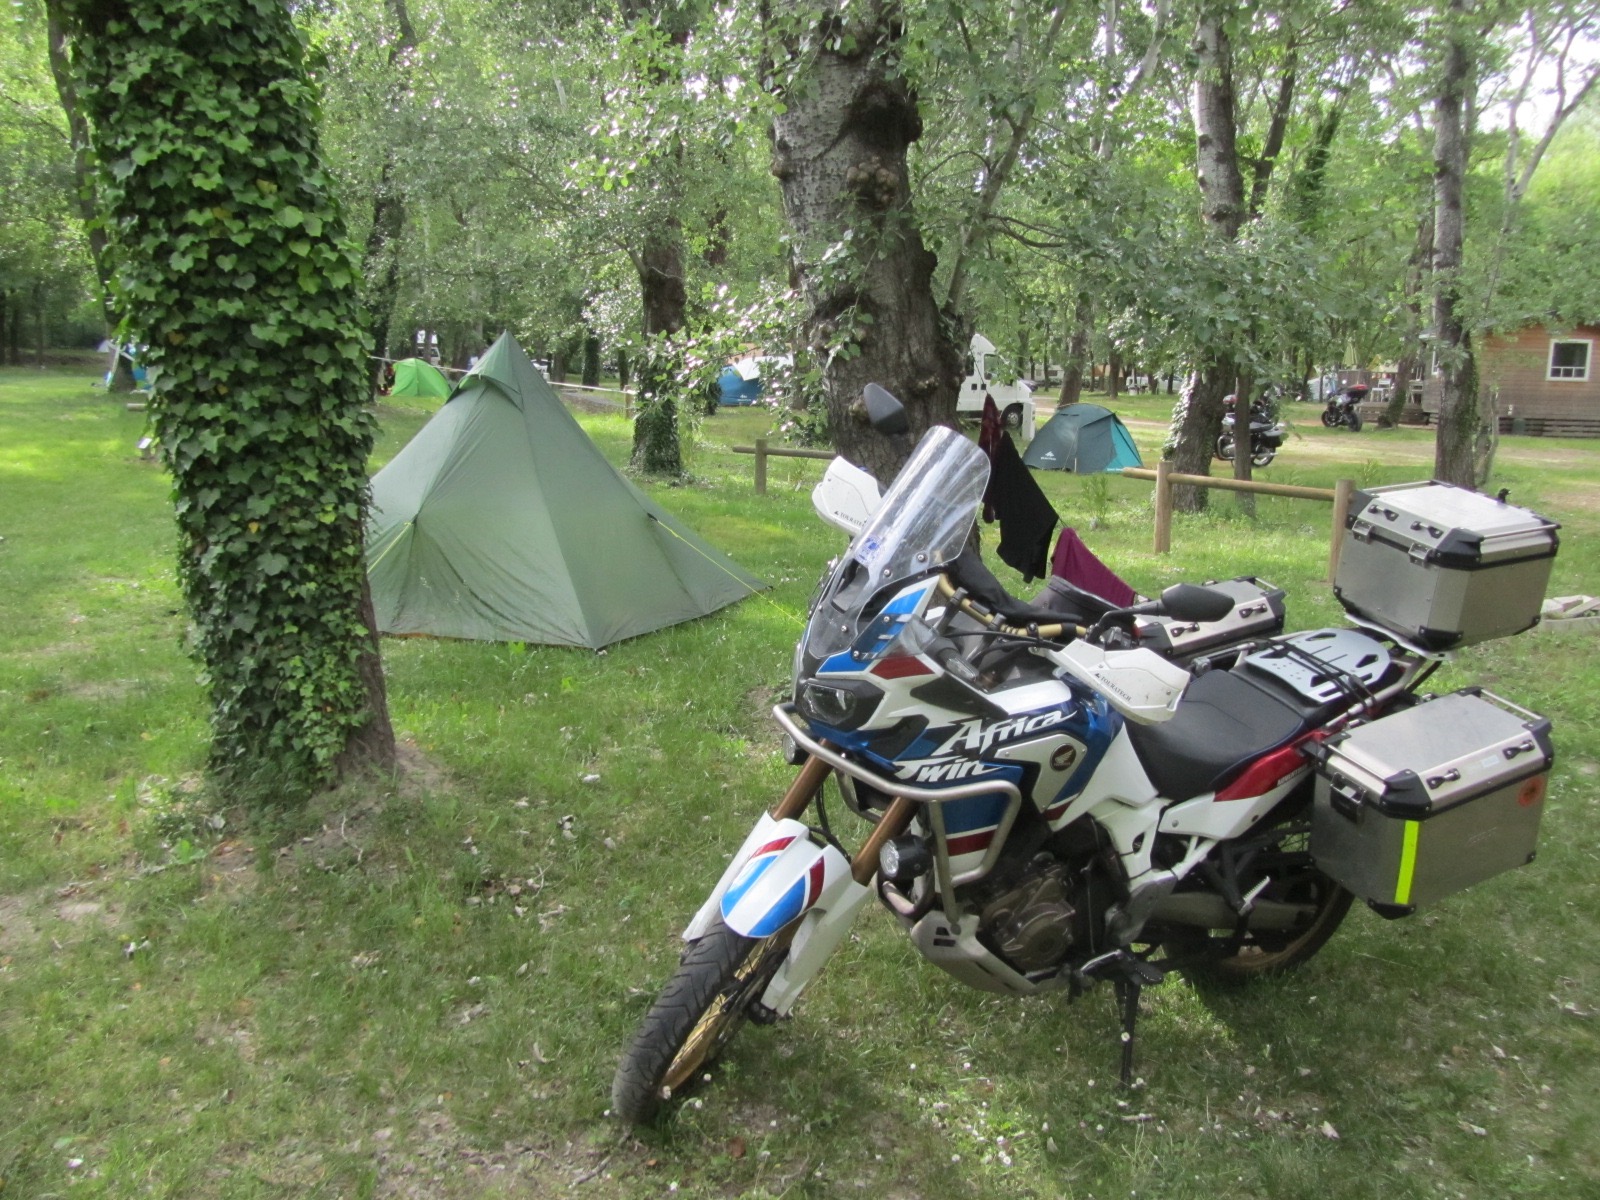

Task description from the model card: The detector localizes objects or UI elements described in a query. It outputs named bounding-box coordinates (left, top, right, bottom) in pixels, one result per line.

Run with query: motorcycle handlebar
left=935, top=574, right=1084, bottom=643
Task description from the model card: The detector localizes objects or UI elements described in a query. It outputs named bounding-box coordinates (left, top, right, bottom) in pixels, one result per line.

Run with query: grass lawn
left=2, top=366, right=1598, bottom=1198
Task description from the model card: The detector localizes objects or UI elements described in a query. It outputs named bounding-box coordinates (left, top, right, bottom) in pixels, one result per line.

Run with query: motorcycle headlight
left=796, top=678, right=883, bottom=731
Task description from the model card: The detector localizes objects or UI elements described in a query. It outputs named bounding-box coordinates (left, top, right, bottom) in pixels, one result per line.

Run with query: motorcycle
left=1321, top=384, right=1366, bottom=431
left=1215, top=395, right=1285, bottom=467
left=611, top=385, right=1548, bottom=1123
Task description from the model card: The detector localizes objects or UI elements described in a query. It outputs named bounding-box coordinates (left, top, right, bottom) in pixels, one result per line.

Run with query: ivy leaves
left=59, top=0, right=388, bottom=800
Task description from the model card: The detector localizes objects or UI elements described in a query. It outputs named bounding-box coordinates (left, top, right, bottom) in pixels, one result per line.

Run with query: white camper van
left=958, top=334, right=1036, bottom=440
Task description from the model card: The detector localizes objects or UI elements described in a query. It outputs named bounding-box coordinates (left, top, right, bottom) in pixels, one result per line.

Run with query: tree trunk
left=630, top=233, right=688, bottom=475
left=768, top=2, right=960, bottom=482
left=1055, top=292, right=1091, bottom=407
left=55, top=0, right=396, bottom=798
left=1388, top=209, right=1434, bottom=427
left=361, top=0, right=417, bottom=366
left=46, top=6, right=122, bottom=374
left=1231, top=368, right=1254, bottom=516
left=625, top=6, right=692, bottom=477
left=1169, top=3, right=1245, bottom=512
left=1431, top=0, right=1480, bottom=487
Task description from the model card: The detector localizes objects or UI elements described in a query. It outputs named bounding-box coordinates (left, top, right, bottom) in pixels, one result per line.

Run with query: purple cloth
left=1050, top=527, right=1138, bottom=608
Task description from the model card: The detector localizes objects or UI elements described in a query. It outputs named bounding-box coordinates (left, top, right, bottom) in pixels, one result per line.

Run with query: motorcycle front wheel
left=1251, top=446, right=1277, bottom=468
left=1320, top=409, right=1340, bottom=428
left=611, top=919, right=788, bottom=1123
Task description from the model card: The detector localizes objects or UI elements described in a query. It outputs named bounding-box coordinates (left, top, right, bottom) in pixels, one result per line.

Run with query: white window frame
left=1547, top=337, right=1593, bottom=382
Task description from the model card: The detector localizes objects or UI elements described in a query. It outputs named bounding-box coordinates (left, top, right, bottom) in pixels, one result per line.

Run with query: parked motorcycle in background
left=1322, top=383, right=1367, bottom=431
left=611, top=384, right=1559, bottom=1124
left=1216, top=394, right=1286, bottom=467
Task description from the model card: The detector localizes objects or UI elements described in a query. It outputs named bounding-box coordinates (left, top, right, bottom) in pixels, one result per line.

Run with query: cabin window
left=1547, top=339, right=1592, bottom=381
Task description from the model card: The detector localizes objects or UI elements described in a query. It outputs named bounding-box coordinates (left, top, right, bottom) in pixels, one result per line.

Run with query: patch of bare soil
left=273, top=738, right=451, bottom=875
left=0, top=880, right=127, bottom=954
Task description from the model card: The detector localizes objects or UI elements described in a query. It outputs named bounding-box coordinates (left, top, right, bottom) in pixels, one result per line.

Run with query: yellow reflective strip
left=1395, top=820, right=1421, bottom=906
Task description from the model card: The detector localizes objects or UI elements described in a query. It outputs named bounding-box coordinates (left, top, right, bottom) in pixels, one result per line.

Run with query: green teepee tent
left=367, top=333, right=762, bottom=648
left=388, top=357, right=453, bottom=402
left=1022, top=403, right=1143, bottom=473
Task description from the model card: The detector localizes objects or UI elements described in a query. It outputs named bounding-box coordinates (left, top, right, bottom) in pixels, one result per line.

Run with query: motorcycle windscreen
left=804, top=426, right=990, bottom=659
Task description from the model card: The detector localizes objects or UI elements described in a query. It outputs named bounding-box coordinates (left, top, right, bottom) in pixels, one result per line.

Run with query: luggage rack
left=1239, top=626, right=1444, bottom=724
left=1341, top=613, right=1456, bottom=662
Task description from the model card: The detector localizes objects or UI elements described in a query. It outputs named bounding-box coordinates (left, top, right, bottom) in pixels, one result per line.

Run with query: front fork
left=682, top=754, right=915, bottom=1017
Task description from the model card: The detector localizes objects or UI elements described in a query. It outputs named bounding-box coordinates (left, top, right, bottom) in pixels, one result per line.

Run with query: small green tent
left=367, top=333, right=762, bottom=649
left=388, top=357, right=453, bottom=402
left=1022, top=404, right=1143, bottom=473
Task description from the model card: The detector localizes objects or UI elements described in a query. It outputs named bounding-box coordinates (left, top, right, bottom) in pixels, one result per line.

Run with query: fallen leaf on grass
left=1320, top=1122, right=1339, bottom=1140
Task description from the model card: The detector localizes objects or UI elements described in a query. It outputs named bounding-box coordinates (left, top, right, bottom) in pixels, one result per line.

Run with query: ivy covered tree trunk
left=768, top=0, right=961, bottom=482
left=631, top=233, right=688, bottom=475
left=625, top=1, right=691, bottom=478
left=56, top=0, right=396, bottom=800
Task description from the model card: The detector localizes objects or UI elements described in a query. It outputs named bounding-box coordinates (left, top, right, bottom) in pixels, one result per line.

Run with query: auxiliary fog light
left=879, top=835, right=933, bottom=883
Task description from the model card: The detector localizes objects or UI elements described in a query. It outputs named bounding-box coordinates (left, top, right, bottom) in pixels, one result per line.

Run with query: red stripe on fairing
left=1215, top=743, right=1310, bottom=801
left=805, top=857, right=827, bottom=905
left=753, top=836, right=796, bottom=858
left=871, top=655, right=936, bottom=679
left=946, top=830, right=995, bottom=856
left=1043, top=801, right=1070, bottom=823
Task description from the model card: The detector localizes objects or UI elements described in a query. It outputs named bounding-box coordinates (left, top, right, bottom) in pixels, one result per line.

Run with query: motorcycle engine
left=979, top=856, right=1081, bottom=973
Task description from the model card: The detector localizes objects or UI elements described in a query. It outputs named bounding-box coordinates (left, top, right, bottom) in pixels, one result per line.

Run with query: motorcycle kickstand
left=1077, top=950, right=1164, bottom=1088
left=1113, top=978, right=1141, bottom=1088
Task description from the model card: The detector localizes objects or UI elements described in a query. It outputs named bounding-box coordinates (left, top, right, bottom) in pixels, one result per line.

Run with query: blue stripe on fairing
left=1049, top=704, right=1123, bottom=807
left=939, top=789, right=1013, bottom=834
left=817, top=582, right=932, bottom=675
left=819, top=650, right=862, bottom=675
left=720, top=851, right=776, bottom=913
left=882, top=582, right=932, bottom=615
left=745, top=876, right=809, bottom=936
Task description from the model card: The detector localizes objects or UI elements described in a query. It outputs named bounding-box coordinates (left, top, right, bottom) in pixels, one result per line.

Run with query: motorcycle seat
left=1123, top=668, right=1310, bottom=802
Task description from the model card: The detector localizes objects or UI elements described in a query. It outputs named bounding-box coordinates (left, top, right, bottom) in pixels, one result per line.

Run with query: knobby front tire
left=611, top=919, right=786, bottom=1124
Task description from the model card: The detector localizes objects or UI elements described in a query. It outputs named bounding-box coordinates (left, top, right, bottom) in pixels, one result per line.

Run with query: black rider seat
left=1123, top=668, right=1308, bottom=802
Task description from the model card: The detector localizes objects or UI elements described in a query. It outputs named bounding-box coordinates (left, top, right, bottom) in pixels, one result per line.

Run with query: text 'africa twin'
left=612, top=386, right=1558, bottom=1123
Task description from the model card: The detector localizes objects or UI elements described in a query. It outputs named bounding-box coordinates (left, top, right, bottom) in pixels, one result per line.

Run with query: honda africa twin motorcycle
left=612, top=387, right=1550, bottom=1124
left=1321, top=384, right=1366, bottom=431
left=1215, top=396, right=1286, bottom=467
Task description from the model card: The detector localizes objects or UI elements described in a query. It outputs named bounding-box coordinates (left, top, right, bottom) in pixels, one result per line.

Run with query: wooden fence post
left=754, top=437, right=768, bottom=496
left=1153, top=459, right=1173, bottom=553
left=1328, top=478, right=1354, bottom=582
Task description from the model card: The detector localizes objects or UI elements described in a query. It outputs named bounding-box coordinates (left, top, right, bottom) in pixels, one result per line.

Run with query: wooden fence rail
left=1120, top=463, right=1355, bottom=582
left=733, top=438, right=837, bottom=494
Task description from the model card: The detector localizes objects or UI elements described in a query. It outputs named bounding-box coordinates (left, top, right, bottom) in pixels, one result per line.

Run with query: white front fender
left=681, top=814, right=872, bottom=1018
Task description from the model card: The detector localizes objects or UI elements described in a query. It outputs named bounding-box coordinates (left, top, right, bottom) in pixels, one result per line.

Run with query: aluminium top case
left=1333, top=480, right=1559, bottom=650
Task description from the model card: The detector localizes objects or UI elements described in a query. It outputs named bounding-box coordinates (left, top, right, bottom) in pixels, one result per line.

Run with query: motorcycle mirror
left=860, top=383, right=910, bottom=435
left=1155, top=583, right=1236, bottom=623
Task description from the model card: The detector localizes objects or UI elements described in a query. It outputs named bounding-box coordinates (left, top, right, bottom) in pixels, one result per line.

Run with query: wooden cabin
left=1414, top=323, right=1600, bottom=436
